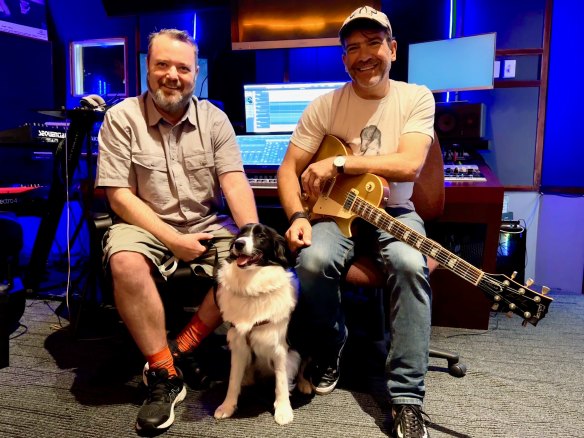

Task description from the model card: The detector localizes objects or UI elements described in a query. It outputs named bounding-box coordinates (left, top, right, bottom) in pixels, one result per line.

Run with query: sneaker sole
left=135, top=384, right=186, bottom=430
left=314, top=379, right=339, bottom=395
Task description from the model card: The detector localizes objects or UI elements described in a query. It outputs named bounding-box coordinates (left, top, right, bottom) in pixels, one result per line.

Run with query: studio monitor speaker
left=435, top=102, right=486, bottom=140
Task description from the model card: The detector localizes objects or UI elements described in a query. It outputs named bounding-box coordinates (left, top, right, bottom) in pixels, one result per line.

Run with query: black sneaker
left=136, top=367, right=186, bottom=431
left=141, top=341, right=213, bottom=389
left=392, top=404, right=429, bottom=438
left=311, top=327, right=348, bottom=395
left=168, top=339, right=212, bottom=389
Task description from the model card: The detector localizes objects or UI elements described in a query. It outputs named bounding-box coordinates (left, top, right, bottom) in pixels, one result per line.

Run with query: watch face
left=334, top=156, right=346, bottom=166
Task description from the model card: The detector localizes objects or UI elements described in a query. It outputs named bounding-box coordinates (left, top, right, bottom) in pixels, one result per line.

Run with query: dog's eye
left=256, top=232, right=267, bottom=240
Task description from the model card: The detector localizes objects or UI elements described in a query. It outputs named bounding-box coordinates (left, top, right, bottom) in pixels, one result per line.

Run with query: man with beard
left=277, top=7, right=434, bottom=438
left=96, top=29, right=258, bottom=431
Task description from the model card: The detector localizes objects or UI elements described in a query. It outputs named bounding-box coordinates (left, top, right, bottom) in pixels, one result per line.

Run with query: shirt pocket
left=184, top=152, right=216, bottom=199
left=131, top=153, right=172, bottom=206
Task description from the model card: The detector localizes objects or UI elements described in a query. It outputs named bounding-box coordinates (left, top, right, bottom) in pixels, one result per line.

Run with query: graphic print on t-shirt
left=359, top=125, right=382, bottom=155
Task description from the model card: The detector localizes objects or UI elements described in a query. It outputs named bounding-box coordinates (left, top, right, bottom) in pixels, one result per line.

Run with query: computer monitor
left=139, top=53, right=208, bottom=98
left=408, top=33, right=496, bottom=93
left=236, top=134, right=291, bottom=169
left=244, top=81, right=346, bottom=133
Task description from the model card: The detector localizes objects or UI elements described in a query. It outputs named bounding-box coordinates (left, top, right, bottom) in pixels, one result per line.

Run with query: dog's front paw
left=214, top=402, right=237, bottom=420
left=274, top=403, right=294, bottom=425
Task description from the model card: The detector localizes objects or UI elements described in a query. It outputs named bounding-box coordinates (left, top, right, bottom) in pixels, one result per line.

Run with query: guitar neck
left=347, top=190, right=484, bottom=285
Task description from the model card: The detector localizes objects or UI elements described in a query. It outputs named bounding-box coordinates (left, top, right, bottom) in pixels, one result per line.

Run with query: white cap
left=339, top=6, right=392, bottom=38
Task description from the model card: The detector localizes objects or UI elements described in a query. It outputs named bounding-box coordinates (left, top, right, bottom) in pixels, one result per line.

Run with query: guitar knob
left=525, top=278, right=534, bottom=287
left=541, top=286, right=550, bottom=295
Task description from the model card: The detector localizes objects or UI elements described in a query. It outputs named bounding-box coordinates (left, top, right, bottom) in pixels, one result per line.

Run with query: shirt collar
left=145, top=92, right=197, bottom=128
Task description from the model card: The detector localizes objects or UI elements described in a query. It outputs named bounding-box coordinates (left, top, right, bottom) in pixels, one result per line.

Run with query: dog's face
left=227, top=223, right=290, bottom=269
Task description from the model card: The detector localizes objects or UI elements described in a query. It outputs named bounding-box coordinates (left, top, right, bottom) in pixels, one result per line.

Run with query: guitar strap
left=328, top=86, right=347, bottom=139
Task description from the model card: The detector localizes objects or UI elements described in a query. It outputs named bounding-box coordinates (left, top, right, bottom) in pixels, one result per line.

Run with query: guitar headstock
left=478, top=273, right=553, bottom=326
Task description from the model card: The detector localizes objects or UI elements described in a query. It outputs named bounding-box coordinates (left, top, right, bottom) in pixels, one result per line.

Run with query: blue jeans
left=288, top=208, right=432, bottom=406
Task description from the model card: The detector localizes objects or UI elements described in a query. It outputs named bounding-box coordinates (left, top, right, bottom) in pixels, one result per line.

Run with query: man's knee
left=296, top=245, right=335, bottom=280
left=109, top=251, right=153, bottom=282
left=386, top=248, right=426, bottom=278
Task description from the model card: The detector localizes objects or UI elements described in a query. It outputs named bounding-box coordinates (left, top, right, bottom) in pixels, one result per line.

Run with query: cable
left=64, top=114, right=72, bottom=320
left=197, top=75, right=209, bottom=99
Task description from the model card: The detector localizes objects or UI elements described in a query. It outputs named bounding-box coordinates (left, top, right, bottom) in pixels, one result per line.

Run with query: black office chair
left=342, top=134, right=466, bottom=378
left=89, top=208, right=215, bottom=337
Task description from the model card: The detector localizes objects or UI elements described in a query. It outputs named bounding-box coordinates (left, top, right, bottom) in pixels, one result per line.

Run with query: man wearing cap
left=277, top=6, right=434, bottom=438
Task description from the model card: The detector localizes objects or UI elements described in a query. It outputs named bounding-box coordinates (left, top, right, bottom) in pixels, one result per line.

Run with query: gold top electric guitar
left=306, top=135, right=552, bottom=326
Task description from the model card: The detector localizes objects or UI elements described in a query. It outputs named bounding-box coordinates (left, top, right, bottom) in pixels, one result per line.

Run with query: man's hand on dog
left=168, top=232, right=214, bottom=261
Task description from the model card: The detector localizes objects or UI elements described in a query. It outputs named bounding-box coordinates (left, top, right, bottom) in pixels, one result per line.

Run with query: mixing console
left=444, top=164, right=486, bottom=182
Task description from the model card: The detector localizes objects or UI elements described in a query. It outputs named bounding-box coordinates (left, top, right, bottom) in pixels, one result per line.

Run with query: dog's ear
left=273, top=231, right=292, bottom=269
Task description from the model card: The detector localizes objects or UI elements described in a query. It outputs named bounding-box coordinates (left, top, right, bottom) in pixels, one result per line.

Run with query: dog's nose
left=234, top=239, right=245, bottom=251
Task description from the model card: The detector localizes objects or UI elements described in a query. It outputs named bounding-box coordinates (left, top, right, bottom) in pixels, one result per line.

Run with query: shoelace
left=146, top=371, right=181, bottom=403
left=393, top=405, right=430, bottom=438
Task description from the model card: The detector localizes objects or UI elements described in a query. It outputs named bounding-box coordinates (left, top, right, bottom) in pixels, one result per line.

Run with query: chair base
left=429, top=347, right=467, bottom=377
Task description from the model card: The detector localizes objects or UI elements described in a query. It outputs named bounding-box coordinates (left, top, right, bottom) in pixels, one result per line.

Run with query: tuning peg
left=525, top=278, right=534, bottom=287
left=510, top=271, right=518, bottom=280
left=541, top=286, right=550, bottom=295
left=491, top=303, right=499, bottom=311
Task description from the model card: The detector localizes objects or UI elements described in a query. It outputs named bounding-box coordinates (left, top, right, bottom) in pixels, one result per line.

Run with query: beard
left=148, top=77, right=194, bottom=115
left=348, top=59, right=392, bottom=90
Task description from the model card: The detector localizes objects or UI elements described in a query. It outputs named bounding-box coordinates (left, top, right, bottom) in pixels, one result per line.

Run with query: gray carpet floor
left=1, top=292, right=582, bottom=438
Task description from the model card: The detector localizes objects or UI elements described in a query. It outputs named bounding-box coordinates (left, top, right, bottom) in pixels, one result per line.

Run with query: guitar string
left=349, top=193, right=482, bottom=283
left=353, top=194, right=549, bottom=305
left=344, top=190, right=547, bottom=321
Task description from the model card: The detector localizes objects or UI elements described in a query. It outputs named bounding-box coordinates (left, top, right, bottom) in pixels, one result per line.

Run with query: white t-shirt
left=291, top=80, right=435, bottom=209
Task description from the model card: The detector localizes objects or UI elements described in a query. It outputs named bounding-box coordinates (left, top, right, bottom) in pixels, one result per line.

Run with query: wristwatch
left=333, top=156, right=346, bottom=174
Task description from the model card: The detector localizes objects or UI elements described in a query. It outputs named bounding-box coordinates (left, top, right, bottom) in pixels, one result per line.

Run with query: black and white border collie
left=214, top=223, right=300, bottom=425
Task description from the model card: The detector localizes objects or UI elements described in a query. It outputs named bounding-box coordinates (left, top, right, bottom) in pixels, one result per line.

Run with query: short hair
left=339, top=19, right=393, bottom=51
left=147, top=28, right=198, bottom=64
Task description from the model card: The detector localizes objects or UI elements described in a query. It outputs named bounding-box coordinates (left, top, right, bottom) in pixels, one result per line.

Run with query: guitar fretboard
left=345, top=189, right=484, bottom=286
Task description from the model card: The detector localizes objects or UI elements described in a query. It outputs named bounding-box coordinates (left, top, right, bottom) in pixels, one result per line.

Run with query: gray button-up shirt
left=96, top=93, right=243, bottom=233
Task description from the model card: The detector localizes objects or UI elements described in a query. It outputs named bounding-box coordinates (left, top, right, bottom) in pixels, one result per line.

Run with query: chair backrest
left=410, top=133, right=445, bottom=222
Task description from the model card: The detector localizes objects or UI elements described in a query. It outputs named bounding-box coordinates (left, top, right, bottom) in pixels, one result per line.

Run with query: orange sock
left=146, top=346, right=177, bottom=378
left=175, top=313, right=213, bottom=354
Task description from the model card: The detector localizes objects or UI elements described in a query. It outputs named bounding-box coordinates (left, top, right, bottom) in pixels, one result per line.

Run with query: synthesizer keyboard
left=246, top=166, right=488, bottom=190
left=0, top=185, right=49, bottom=214
left=247, top=174, right=277, bottom=190
left=444, top=164, right=486, bottom=182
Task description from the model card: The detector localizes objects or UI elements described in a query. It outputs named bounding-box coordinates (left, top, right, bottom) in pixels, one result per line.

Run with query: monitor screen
left=139, top=53, right=208, bottom=98
left=244, top=81, right=345, bottom=133
left=0, top=0, right=48, bottom=41
left=408, top=33, right=497, bottom=93
left=236, top=134, right=291, bottom=168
